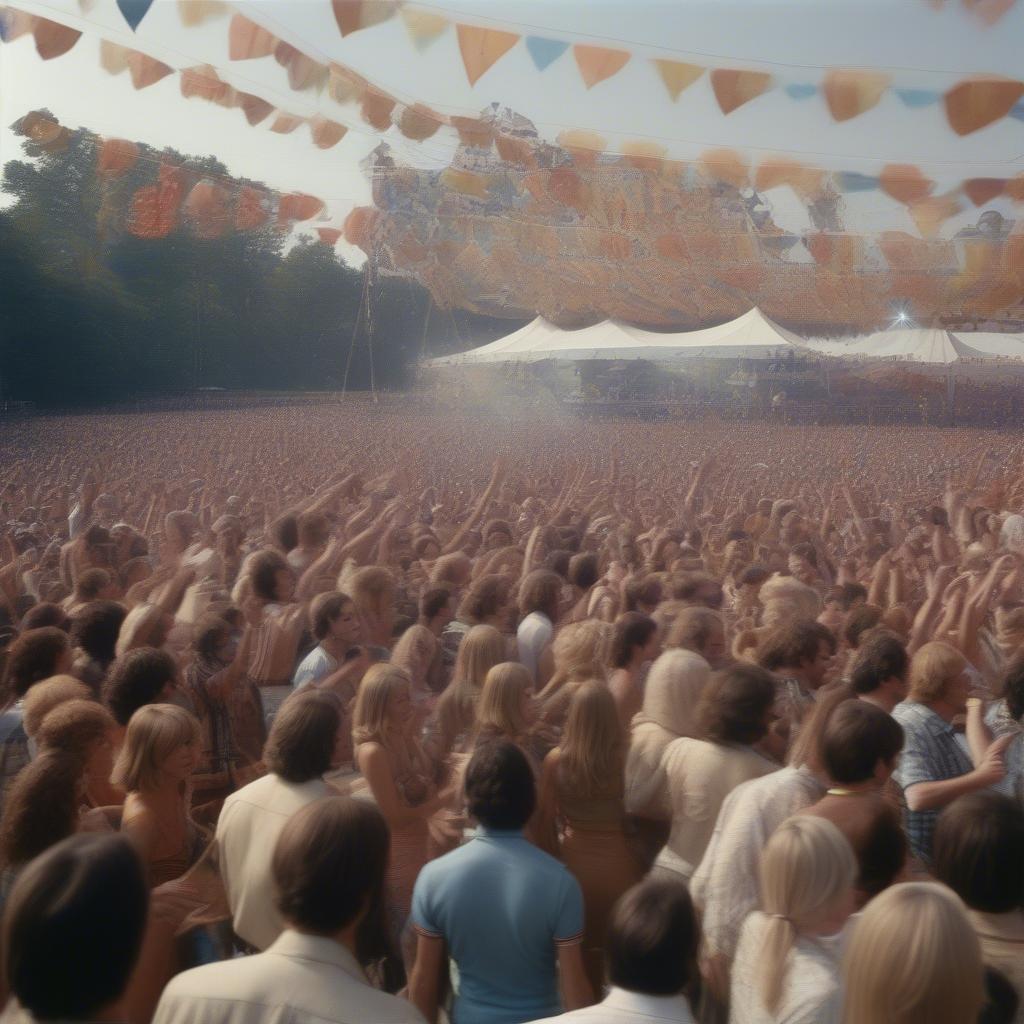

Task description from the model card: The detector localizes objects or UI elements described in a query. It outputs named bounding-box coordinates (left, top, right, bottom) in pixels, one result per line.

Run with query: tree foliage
left=0, top=114, right=521, bottom=406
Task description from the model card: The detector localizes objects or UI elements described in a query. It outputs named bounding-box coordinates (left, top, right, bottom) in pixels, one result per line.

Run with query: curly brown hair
left=0, top=750, right=81, bottom=869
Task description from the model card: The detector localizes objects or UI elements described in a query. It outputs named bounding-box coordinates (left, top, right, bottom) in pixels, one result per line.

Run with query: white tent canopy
left=428, top=307, right=811, bottom=366
left=804, top=328, right=994, bottom=365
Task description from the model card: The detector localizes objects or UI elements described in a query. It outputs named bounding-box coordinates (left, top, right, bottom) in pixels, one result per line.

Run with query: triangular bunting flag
left=229, top=14, right=277, bottom=60
left=317, top=228, right=343, bottom=245
left=33, top=17, right=81, bottom=60
left=177, top=0, right=227, bottom=26
left=128, top=51, right=173, bottom=89
left=1, top=6, right=35, bottom=41
left=99, top=38, right=132, bottom=74
left=332, top=0, right=398, bottom=36
left=237, top=92, right=274, bottom=125
left=525, top=36, right=568, bottom=71
left=457, top=24, right=519, bottom=86
left=400, top=8, right=447, bottom=50
left=653, top=59, right=704, bottom=101
left=710, top=68, right=773, bottom=113
left=945, top=77, right=1024, bottom=135
left=963, top=178, right=1006, bottom=205
left=880, top=164, right=935, bottom=205
left=823, top=69, right=890, bottom=121
left=116, top=0, right=155, bottom=31
left=310, top=118, right=348, bottom=149
left=574, top=45, right=630, bottom=89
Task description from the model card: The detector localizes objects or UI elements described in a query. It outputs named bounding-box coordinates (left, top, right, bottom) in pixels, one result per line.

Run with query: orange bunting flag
left=344, top=206, right=379, bottom=248
left=457, top=24, right=519, bottom=86
left=181, top=65, right=231, bottom=104
left=652, top=59, right=704, bottom=101
left=316, top=227, right=343, bottom=245
left=697, top=148, right=749, bottom=189
left=361, top=88, right=396, bottom=130
left=130, top=163, right=186, bottom=239
left=184, top=180, right=230, bottom=239
left=944, top=77, right=1024, bottom=135
left=177, top=0, right=227, bottom=26
left=97, top=138, right=139, bottom=175
left=879, top=164, right=935, bottom=205
left=622, top=141, right=666, bottom=170
left=328, top=64, right=366, bottom=104
left=557, top=129, right=606, bottom=169
left=310, top=118, right=348, bottom=149
left=710, top=68, right=772, bottom=113
left=128, top=51, right=173, bottom=89
left=269, top=114, right=304, bottom=134
left=278, top=193, right=325, bottom=225
left=237, top=92, right=274, bottom=125
left=274, top=41, right=328, bottom=91
left=962, top=177, right=1006, bottom=205
left=823, top=69, right=890, bottom=121
left=32, top=16, right=81, bottom=60
left=909, top=193, right=962, bottom=237
left=235, top=185, right=269, bottom=230
left=494, top=134, right=535, bottom=167
left=397, top=104, right=444, bottom=140
left=574, top=45, right=630, bottom=89
left=451, top=116, right=493, bottom=148
left=99, top=39, right=132, bottom=74
left=228, top=14, right=277, bottom=60
left=331, top=0, right=397, bottom=36
left=400, top=7, right=448, bottom=49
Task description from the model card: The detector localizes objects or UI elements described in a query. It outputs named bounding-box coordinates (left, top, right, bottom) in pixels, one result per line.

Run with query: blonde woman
left=842, top=883, right=985, bottom=1024
left=353, top=665, right=451, bottom=951
left=624, top=649, right=710, bottom=866
left=537, top=620, right=612, bottom=731
left=730, top=816, right=857, bottom=1024
left=349, top=565, right=397, bottom=648
left=428, top=625, right=508, bottom=762
left=112, top=703, right=202, bottom=887
left=390, top=624, right=439, bottom=716
left=540, top=681, right=642, bottom=990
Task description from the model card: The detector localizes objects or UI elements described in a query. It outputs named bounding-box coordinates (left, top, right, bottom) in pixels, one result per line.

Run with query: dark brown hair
left=263, top=689, right=341, bottom=783
left=821, top=699, right=904, bottom=784
left=611, top=612, right=658, bottom=669
left=2, top=627, right=70, bottom=702
left=933, top=792, right=1024, bottom=914
left=102, top=647, right=177, bottom=727
left=0, top=750, right=81, bottom=869
left=249, top=549, right=291, bottom=602
left=517, top=569, right=562, bottom=622
left=700, top=663, right=777, bottom=746
left=458, top=574, right=511, bottom=624
left=844, top=605, right=884, bottom=650
left=35, top=699, right=115, bottom=764
left=759, top=619, right=836, bottom=672
left=309, top=592, right=353, bottom=643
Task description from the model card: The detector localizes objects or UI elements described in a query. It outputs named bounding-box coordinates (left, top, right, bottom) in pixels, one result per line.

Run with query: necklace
left=826, top=787, right=863, bottom=797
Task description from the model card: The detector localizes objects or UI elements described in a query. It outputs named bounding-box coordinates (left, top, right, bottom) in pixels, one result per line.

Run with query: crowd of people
left=2, top=397, right=1024, bottom=1024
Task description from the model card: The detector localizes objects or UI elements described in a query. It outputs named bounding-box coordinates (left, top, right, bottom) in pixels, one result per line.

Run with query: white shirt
left=152, top=930, right=425, bottom=1024
left=690, top=766, right=824, bottom=960
left=729, top=913, right=844, bottom=1024
left=293, top=645, right=339, bottom=690
left=529, top=987, right=697, bottom=1024
left=216, top=774, right=330, bottom=950
left=517, top=611, right=553, bottom=681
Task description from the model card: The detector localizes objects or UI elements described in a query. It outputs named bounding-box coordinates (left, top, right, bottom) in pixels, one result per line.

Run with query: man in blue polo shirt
left=408, top=742, right=593, bottom=1024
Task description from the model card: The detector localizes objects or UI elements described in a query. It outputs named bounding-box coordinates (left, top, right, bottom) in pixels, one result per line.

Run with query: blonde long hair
left=757, top=816, right=856, bottom=1014
left=352, top=665, right=411, bottom=748
left=557, top=680, right=624, bottom=800
left=111, top=703, right=200, bottom=793
left=433, top=626, right=507, bottom=755
left=842, top=883, right=984, bottom=1024
left=475, top=662, right=534, bottom=741
left=538, top=620, right=611, bottom=703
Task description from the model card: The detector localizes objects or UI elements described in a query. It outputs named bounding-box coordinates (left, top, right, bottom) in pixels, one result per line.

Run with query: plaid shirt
left=892, top=700, right=973, bottom=863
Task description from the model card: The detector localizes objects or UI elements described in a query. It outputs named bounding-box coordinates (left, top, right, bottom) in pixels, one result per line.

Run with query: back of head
left=102, top=646, right=177, bottom=727
left=518, top=569, right=561, bottom=622
left=248, top=549, right=290, bottom=602
left=76, top=568, right=111, bottom=601
left=759, top=575, right=821, bottom=619
left=560, top=680, right=623, bottom=797
left=352, top=664, right=410, bottom=746
left=273, top=796, right=389, bottom=942
left=264, top=689, right=342, bottom=784
left=821, top=699, right=904, bottom=785
left=430, top=553, right=471, bottom=588
left=699, top=663, right=777, bottom=746
left=453, top=624, right=507, bottom=690
left=641, top=649, right=710, bottom=735
left=21, top=676, right=91, bottom=737
left=35, top=698, right=114, bottom=763
left=71, top=600, right=127, bottom=666
left=0, top=749, right=82, bottom=869
left=849, top=630, right=909, bottom=696
left=568, top=552, right=599, bottom=591
left=549, top=620, right=611, bottom=686
left=465, top=740, right=535, bottom=830
left=933, top=792, right=1024, bottom=914
left=2, top=834, right=148, bottom=1021
left=420, top=586, right=452, bottom=623
left=606, top=880, right=699, bottom=997
left=909, top=641, right=966, bottom=704
left=476, top=662, right=532, bottom=737
left=758, top=816, right=856, bottom=1014
left=666, top=606, right=721, bottom=656
left=842, top=882, right=985, bottom=1024
left=2, top=626, right=70, bottom=702
left=758, top=618, right=835, bottom=672
left=20, top=602, right=70, bottom=633
left=611, top=612, right=658, bottom=669
left=843, top=604, right=884, bottom=650
left=459, top=574, right=510, bottom=624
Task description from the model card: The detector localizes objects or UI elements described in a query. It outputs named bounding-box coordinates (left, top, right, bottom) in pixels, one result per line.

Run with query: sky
left=2, top=0, right=1023, bottom=264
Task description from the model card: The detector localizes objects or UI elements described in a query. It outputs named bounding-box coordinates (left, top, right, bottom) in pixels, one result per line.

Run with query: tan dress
left=553, top=772, right=642, bottom=991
